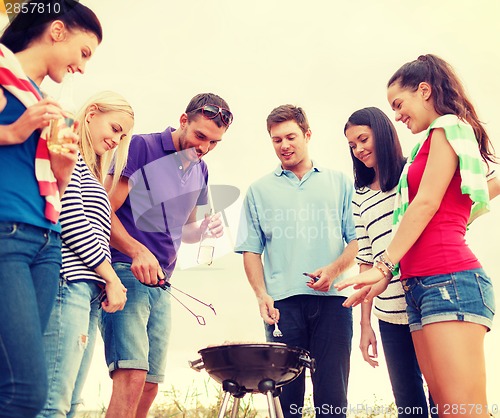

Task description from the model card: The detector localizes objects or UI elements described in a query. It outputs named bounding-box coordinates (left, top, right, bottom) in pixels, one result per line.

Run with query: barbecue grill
left=189, top=342, right=315, bottom=418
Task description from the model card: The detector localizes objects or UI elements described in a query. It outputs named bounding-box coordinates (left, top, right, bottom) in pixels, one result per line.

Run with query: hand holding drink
left=47, top=73, right=77, bottom=153
left=197, top=212, right=223, bottom=265
left=197, top=213, right=216, bottom=265
left=47, top=111, right=77, bottom=153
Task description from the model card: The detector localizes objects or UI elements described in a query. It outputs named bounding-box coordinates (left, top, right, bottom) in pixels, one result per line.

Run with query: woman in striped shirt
left=344, top=107, right=436, bottom=417
left=339, top=55, right=497, bottom=418
left=40, top=91, right=133, bottom=417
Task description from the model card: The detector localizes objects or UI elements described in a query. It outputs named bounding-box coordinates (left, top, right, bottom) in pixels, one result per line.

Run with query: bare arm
left=0, top=98, right=62, bottom=145
left=487, top=175, right=500, bottom=200
left=59, top=167, right=126, bottom=312
left=385, top=129, right=457, bottom=263
left=307, top=239, right=358, bottom=292
left=468, top=172, right=500, bottom=224
left=0, top=98, right=79, bottom=195
left=94, top=260, right=127, bottom=313
left=49, top=141, right=79, bottom=196
left=182, top=208, right=224, bottom=244
left=106, top=175, right=162, bottom=285
left=358, top=263, right=378, bottom=367
left=243, top=251, right=279, bottom=325
left=336, top=128, right=458, bottom=291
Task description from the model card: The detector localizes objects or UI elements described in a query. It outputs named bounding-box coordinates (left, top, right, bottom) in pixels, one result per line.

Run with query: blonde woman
left=39, top=91, right=134, bottom=418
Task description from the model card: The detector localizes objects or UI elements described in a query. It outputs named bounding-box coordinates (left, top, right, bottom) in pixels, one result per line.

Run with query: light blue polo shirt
left=235, top=163, right=356, bottom=301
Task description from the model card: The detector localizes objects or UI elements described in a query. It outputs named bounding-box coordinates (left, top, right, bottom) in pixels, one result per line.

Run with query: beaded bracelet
left=385, top=250, right=395, bottom=265
left=379, top=251, right=395, bottom=272
left=374, top=260, right=392, bottom=279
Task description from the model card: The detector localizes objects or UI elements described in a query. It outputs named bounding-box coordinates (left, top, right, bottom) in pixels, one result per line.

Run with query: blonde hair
left=75, top=91, right=134, bottom=192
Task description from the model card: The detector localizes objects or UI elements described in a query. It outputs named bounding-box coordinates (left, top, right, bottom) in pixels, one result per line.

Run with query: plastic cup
left=47, top=112, right=75, bottom=153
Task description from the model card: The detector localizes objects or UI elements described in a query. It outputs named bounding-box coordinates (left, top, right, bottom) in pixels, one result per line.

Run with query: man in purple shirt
left=100, top=93, right=233, bottom=418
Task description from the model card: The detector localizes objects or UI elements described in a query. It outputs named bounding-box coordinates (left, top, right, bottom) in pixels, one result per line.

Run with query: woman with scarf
left=336, top=54, right=496, bottom=417
left=0, top=1, right=102, bottom=416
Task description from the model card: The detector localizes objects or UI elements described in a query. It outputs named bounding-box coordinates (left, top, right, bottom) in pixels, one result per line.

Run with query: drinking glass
left=47, top=74, right=76, bottom=153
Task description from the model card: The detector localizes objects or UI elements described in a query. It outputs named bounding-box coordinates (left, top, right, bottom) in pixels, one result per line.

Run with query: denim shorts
left=98, top=263, right=172, bottom=383
left=402, top=268, right=495, bottom=332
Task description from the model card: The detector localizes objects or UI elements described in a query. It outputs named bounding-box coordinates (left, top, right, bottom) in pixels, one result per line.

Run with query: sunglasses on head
left=193, top=104, right=233, bottom=126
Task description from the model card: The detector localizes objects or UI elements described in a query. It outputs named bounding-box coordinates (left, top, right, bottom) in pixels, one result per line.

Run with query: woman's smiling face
left=47, top=22, right=99, bottom=83
left=345, top=124, right=376, bottom=169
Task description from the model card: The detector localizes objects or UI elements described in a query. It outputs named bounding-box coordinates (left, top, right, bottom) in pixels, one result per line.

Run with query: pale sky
left=3, top=0, right=500, bottom=412
left=76, top=0, right=500, bottom=411
left=46, top=0, right=500, bottom=190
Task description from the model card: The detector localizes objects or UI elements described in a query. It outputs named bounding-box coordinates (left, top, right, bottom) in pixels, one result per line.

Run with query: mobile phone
left=303, top=272, right=319, bottom=282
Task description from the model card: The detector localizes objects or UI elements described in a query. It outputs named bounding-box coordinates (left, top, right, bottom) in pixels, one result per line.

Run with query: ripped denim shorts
left=402, top=268, right=495, bottom=332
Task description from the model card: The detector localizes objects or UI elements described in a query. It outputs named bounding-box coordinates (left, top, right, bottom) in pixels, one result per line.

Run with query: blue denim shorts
left=402, top=268, right=495, bottom=332
left=98, top=263, right=172, bottom=383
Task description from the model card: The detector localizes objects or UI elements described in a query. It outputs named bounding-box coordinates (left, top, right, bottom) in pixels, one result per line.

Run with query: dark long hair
left=388, top=54, right=496, bottom=164
left=344, top=107, right=406, bottom=192
left=0, top=0, right=102, bottom=53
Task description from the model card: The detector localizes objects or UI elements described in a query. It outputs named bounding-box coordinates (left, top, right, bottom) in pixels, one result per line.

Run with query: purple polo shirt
left=111, top=127, right=208, bottom=275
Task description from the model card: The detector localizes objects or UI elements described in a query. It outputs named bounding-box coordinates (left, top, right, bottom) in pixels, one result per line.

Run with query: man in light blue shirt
left=235, top=105, right=357, bottom=418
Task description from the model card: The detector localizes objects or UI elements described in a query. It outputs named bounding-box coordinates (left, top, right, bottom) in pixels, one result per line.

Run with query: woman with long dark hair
left=345, top=107, right=435, bottom=417
left=0, top=1, right=102, bottom=416
left=337, top=54, right=496, bottom=417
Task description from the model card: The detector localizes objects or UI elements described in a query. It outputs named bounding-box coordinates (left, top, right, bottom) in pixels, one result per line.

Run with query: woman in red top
left=336, top=54, right=496, bottom=417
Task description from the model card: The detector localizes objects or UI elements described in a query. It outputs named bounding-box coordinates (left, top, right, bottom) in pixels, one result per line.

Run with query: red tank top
left=399, top=132, right=481, bottom=279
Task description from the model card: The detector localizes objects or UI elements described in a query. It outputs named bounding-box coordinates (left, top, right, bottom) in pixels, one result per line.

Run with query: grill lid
left=189, top=342, right=315, bottom=393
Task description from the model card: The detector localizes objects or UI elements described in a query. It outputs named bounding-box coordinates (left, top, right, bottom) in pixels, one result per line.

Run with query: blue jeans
left=99, top=263, right=172, bottom=383
left=265, top=295, right=353, bottom=418
left=378, top=320, right=438, bottom=418
left=38, top=279, right=102, bottom=418
left=0, top=222, right=61, bottom=418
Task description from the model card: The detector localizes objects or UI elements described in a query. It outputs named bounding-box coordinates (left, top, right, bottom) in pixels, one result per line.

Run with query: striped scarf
left=0, top=44, right=61, bottom=223
left=392, top=114, right=489, bottom=274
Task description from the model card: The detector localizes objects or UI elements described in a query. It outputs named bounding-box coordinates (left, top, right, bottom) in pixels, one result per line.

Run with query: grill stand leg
left=230, top=396, right=240, bottom=418
left=218, top=391, right=232, bottom=418
left=258, top=379, right=284, bottom=418
left=217, top=379, right=285, bottom=418
left=265, top=390, right=278, bottom=418
left=274, top=395, right=284, bottom=418
left=218, top=380, right=245, bottom=418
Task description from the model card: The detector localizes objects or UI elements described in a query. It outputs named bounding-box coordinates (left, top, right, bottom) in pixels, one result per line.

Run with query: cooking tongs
left=145, top=275, right=216, bottom=326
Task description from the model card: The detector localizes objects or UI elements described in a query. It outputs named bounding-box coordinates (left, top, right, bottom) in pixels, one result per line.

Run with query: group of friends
left=0, top=1, right=497, bottom=418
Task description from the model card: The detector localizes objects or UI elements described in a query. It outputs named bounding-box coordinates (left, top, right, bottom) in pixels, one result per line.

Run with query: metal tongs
left=147, top=275, right=216, bottom=326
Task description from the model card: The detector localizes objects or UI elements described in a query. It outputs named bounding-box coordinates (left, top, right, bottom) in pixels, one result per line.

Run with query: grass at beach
left=76, top=378, right=398, bottom=417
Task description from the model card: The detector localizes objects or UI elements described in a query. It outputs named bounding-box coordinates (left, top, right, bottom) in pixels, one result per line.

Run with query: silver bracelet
left=379, top=252, right=395, bottom=272
left=374, top=260, right=392, bottom=279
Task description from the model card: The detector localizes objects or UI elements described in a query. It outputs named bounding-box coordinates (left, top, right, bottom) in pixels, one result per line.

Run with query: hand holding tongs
left=146, top=275, right=216, bottom=326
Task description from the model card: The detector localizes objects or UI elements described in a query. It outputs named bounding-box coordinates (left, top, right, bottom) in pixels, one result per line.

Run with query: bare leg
left=136, top=382, right=159, bottom=418
left=416, top=321, right=489, bottom=417
left=105, top=369, right=147, bottom=418
left=412, top=329, right=441, bottom=406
